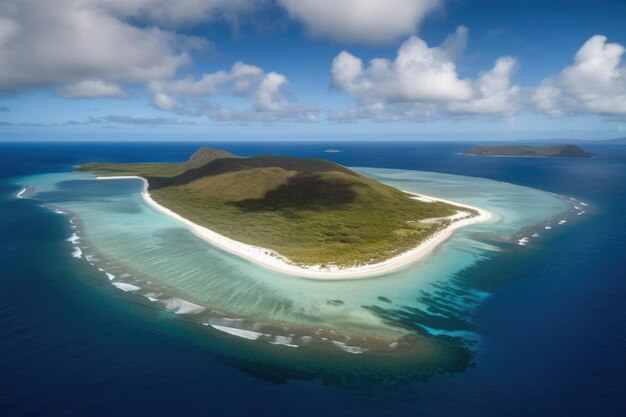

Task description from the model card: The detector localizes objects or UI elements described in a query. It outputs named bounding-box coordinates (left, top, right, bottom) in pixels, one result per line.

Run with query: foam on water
left=163, top=298, right=205, bottom=315
left=209, top=324, right=264, bottom=340
left=16, top=188, right=26, bottom=199
left=143, top=293, right=159, bottom=302
left=67, top=233, right=80, bottom=244
left=111, top=282, right=141, bottom=292
left=331, top=340, right=367, bottom=354
left=71, top=247, right=82, bottom=258
left=105, top=272, right=115, bottom=281
left=269, top=335, right=298, bottom=348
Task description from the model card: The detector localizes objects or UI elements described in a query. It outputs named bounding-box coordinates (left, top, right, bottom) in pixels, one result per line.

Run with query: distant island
left=464, top=144, right=594, bottom=158
left=80, top=148, right=490, bottom=279
left=604, top=136, right=626, bottom=144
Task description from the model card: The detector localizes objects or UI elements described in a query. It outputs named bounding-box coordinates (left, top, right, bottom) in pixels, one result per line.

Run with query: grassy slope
left=78, top=148, right=236, bottom=177
left=81, top=149, right=465, bottom=267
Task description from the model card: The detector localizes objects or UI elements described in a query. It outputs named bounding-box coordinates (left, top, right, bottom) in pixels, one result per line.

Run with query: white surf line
left=67, top=232, right=80, bottom=244
left=71, top=247, right=83, bottom=259
left=111, top=282, right=141, bottom=292
left=96, top=176, right=492, bottom=280
left=208, top=324, right=264, bottom=341
left=16, top=187, right=26, bottom=199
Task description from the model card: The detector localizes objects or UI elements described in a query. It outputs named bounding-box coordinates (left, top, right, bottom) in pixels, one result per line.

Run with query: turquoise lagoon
left=18, top=167, right=578, bottom=380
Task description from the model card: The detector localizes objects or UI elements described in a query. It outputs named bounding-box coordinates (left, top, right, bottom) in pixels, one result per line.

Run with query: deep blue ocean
left=1, top=141, right=625, bottom=417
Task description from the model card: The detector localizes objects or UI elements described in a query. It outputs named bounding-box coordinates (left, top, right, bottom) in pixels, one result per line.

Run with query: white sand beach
left=97, top=176, right=492, bottom=280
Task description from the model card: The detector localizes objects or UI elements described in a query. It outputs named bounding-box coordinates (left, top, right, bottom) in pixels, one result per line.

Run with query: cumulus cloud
left=149, top=62, right=264, bottom=97
left=447, top=56, right=521, bottom=116
left=254, top=72, right=289, bottom=111
left=0, top=0, right=313, bottom=122
left=332, top=27, right=473, bottom=103
left=278, top=0, right=440, bottom=44
left=532, top=35, right=626, bottom=117
left=330, top=27, right=521, bottom=120
left=0, top=0, right=208, bottom=95
left=150, top=62, right=317, bottom=121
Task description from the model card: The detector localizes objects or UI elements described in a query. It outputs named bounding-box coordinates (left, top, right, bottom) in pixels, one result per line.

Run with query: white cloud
left=447, top=56, right=521, bottom=116
left=278, top=0, right=441, bottom=44
left=61, top=80, right=127, bottom=98
left=150, top=62, right=317, bottom=121
left=0, top=0, right=313, bottom=122
left=149, top=62, right=264, bottom=97
left=152, top=93, right=177, bottom=111
left=533, top=35, right=626, bottom=117
left=254, top=72, right=289, bottom=111
left=0, top=0, right=204, bottom=94
left=330, top=27, right=521, bottom=120
left=331, top=27, right=473, bottom=103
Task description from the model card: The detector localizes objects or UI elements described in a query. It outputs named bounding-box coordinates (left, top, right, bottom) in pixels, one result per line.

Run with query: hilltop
left=79, top=147, right=236, bottom=177
left=81, top=148, right=470, bottom=267
left=464, top=144, right=594, bottom=158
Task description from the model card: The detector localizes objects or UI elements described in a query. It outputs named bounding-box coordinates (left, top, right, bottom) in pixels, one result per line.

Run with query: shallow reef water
left=16, top=165, right=575, bottom=384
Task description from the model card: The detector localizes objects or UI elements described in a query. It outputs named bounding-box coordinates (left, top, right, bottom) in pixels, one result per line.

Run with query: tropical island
left=464, top=144, right=594, bottom=158
left=79, top=148, right=490, bottom=279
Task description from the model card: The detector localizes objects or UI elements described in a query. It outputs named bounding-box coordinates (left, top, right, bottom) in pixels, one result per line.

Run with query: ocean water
left=1, top=141, right=625, bottom=416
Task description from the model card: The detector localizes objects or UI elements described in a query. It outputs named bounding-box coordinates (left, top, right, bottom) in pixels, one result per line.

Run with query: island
left=464, top=144, right=594, bottom=158
left=79, top=148, right=490, bottom=279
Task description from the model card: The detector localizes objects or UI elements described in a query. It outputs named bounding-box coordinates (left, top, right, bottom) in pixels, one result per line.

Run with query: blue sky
left=0, top=0, right=625, bottom=141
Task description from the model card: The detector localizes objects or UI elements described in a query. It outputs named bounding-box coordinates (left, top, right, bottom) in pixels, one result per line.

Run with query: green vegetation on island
left=79, top=148, right=237, bottom=177
left=464, top=144, right=594, bottom=158
left=80, top=148, right=470, bottom=267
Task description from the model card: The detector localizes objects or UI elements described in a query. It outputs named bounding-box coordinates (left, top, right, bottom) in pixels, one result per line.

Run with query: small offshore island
left=80, top=148, right=490, bottom=279
left=465, top=143, right=594, bottom=158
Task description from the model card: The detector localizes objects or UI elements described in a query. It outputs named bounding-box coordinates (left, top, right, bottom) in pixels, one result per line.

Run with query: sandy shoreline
left=97, top=175, right=492, bottom=280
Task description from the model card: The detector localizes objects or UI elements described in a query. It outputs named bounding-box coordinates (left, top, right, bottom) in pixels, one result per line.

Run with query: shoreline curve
left=96, top=175, right=492, bottom=280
